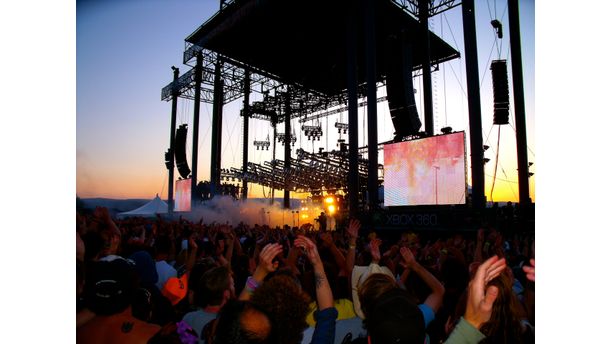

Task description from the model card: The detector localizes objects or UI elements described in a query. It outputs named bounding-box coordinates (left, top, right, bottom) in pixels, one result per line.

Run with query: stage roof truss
left=390, top=0, right=461, bottom=17
left=222, top=146, right=383, bottom=193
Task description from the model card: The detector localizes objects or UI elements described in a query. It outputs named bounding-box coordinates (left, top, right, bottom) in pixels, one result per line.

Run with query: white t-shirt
left=155, top=260, right=177, bottom=290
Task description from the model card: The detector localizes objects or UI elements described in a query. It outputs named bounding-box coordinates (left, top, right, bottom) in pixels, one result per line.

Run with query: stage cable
left=441, top=14, right=448, bottom=127
left=489, top=125, right=501, bottom=202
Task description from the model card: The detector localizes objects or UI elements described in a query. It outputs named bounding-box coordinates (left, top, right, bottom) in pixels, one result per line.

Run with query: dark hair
left=357, top=273, right=397, bottom=322
left=478, top=272, right=533, bottom=344
left=154, top=235, right=173, bottom=256
left=83, top=231, right=105, bottom=262
left=366, top=288, right=425, bottom=344
left=189, top=259, right=217, bottom=293
left=84, top=258, right=137, bottom=315
left=213, top=300, right=272, bottom=344
left=251, top=275, right=311, bottom=344
left=195, top=266, right=232, bottom=307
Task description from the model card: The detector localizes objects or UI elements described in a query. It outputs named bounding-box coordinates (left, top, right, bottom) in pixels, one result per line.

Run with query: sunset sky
left=8, top=2, right=612, bottom=342
left=76, top=0, right=535, bottom=203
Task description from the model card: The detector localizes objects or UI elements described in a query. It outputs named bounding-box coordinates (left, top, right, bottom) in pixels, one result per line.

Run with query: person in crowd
left=182, top=265, right=236, bottom=343
left=444, top=255, right=508, bottom=343
left=154, top=235, right=178, bottom=290
left=350, top=244, right=445, bottom=343
left=473, top=270, right=535, bottom=344
left=129, top=250, right=177, bottom=326
left=77, top=258, right=161, bottom=344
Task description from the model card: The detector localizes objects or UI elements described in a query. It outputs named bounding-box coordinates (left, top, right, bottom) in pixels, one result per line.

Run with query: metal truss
left=389, top=0, right=461, bottom=18
left=218, top=148, right=382, bottom=193
left=299, top=95, right=387, bottom=123
left=163, top=46, right=282, bottom=105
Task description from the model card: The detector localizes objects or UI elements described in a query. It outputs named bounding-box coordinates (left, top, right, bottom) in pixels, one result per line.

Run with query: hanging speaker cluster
left=490, top=60, right=510, bottom=125
left=164, top=149, right=173, bottom=170
left=385, top=35, right=422, bottom=139
left=175, top=124, right=191, bottom=179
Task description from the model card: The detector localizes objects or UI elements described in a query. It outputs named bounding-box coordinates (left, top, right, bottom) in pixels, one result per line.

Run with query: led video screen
left=384, top=132, right=466, bottom=206
left=175, top=178, right=192, bottom=212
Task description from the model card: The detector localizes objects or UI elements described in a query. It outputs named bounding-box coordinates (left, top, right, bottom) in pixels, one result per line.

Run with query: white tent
left=117, top=194, right=168, bottom=218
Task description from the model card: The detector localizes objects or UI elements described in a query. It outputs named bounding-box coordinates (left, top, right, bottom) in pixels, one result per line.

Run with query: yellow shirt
left=305, top=298, right=357, bottom=327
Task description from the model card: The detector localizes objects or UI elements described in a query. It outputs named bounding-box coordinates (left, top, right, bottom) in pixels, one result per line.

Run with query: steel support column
left=241, top=69, right=251, bottom=200
left=462, top=0, right=486, bottom=210
left=168, top=67, right=179, bottom=214
left=365, top=0, right=379, bottom=210
left=347, top=1, right=359, bottom=218
left=191, top=53, right=203, bottom=205
left=210, top=56, right=224, bottom=196
left=419, top=0, right=434, bottom=136
left=270, top=120, right=277, bottom=205
left=508, top=0, right=531, bottom=209
left=284, top=92, right=291, bottom=209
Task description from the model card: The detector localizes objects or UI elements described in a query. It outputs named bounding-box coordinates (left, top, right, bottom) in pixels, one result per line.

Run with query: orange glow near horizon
left=77, top=173, right=534, bottom=204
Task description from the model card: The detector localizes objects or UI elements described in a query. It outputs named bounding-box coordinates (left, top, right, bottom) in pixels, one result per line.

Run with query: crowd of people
left=76, top=206, right=535, bottom=344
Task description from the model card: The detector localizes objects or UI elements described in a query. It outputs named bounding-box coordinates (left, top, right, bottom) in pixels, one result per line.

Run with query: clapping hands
left=464, top=255, right=506, bottom=329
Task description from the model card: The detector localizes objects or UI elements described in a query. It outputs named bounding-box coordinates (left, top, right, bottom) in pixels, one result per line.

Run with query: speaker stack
left=175, top=124, right=191, bottom=179
left=490, top=60, right=510, bottom=125
left=385, top=34, right=422, bottom=139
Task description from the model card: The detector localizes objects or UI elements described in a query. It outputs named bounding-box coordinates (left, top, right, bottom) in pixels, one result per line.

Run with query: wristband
left=246, top=276, right=260, bottom=291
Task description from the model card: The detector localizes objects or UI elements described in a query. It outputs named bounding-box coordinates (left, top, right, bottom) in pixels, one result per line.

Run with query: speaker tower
left=385, top=34, right=422, bottom=139
left=175, top=124, right=191, bottom=179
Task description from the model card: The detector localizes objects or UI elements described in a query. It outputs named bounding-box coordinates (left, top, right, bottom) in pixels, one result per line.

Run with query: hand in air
left=346, top=219, right=360, bottom=240
left=522, top=258, right=535, bottom=282
left=257, top=243, right=283, bottom=274
left=400, top=246, right=416, bottom=268
left=464, top=255, right=506, bottom=330
left=294, top=235, right=322, bottom=267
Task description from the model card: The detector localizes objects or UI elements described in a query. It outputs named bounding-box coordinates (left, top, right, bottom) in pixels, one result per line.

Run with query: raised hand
left=294, top=235, right=322, bottom=267
left=189, top=236, right=198, bottom=250
left=464, top=255, right=506, bottom=329
left=370, top=238, right=382, bottom=263
left=346, top=218, right=360, bottom=240
left=257, top=243, right=283, bottom=275
left=522, top=258, right=535, bottom=282
left=400, top=246, right=416, bottom=268
left=320, top=232, right=334, bottom=248
left=295, top=235, right=333, bottom=310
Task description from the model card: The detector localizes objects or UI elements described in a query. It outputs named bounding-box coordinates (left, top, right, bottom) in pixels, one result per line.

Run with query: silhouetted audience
left=76, top=206, right=534, bottom=344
